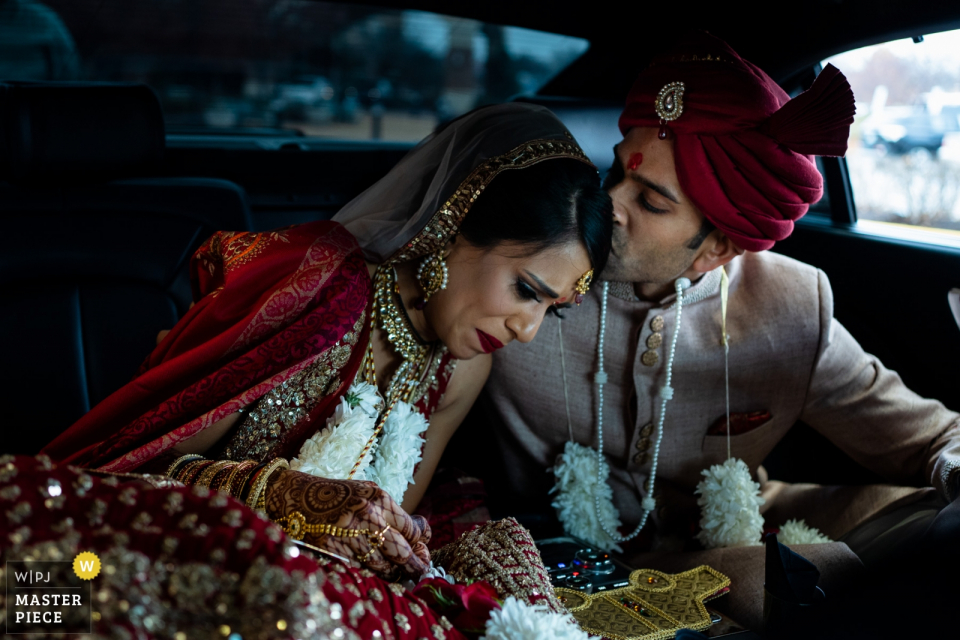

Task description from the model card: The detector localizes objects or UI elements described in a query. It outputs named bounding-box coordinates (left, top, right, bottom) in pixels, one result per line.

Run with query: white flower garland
left=778, top=518, right=832, bottom=545
left=290, top=380, right=427, bottom=504
left=552, top=272, right=775, bottom=552
left=366, top=401, right=429, bottom=503
left=695, top=458, right=765, bottom=549
left=550, top=442, right=624, bottom=552
left=482, top=597, right=594, bottom=640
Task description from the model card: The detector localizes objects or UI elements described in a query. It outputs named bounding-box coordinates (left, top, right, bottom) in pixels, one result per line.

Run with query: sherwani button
left=634, top=452, right=650, bottom=465
left=641, top=350, right=659, bottom=367
left=650, top=316, right=664, bottom=332
left=640, top=423, right=654, bottom=437
left=646, top=333, right=663, bottom=349
left=635, top=438, right=651, bottom=452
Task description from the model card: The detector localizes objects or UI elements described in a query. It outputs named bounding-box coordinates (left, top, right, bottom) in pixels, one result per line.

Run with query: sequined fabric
left=0, top=454, right=465, bottom=640
left=431, top=518, right=563, bottom=614
left=223, top=315, right=365, bottom=462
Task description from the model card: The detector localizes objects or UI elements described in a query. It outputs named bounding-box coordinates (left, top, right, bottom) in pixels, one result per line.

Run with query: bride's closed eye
left=515, top=277, right=542, bottom=303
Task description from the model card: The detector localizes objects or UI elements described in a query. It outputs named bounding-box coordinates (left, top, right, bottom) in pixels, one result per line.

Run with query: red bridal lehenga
left=7, top=104, right=595, bottom=639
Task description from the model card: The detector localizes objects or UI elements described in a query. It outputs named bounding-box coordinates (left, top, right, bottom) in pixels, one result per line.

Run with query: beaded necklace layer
left=592, top=278, right=690, bottom=543
left=347, top=264, right=441, bottom=478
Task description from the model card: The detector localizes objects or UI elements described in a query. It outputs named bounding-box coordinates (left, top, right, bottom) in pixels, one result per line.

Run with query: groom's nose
left=608, top=186, right=630, bottom=227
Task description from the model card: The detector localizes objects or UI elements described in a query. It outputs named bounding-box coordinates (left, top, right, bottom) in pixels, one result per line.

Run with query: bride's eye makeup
left=547, top=302, right=572, bottom=319
left=515, top=277, right=542, bottom=303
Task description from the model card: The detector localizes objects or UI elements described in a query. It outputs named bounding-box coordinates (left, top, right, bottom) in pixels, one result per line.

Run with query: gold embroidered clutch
left=555, top=566, right=731, bottom=640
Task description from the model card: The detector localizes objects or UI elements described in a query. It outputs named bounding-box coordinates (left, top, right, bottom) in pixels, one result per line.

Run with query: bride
left=38, top=103, right=612, bottom=586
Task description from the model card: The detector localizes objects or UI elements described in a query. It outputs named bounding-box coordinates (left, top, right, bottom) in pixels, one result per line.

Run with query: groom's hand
left=265, top=469, right=432, bottom=579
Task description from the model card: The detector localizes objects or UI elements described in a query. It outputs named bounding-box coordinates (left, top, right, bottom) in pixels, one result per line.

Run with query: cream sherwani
left=485, top=251, right=960, bottom=626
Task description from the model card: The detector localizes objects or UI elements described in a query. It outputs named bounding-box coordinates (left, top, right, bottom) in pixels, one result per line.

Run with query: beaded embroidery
left=223, top=314, right=365, bottom=461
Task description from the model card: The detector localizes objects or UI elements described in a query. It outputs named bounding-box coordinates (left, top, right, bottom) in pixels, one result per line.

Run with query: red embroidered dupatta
left=43, top=221, right=371, bottom=472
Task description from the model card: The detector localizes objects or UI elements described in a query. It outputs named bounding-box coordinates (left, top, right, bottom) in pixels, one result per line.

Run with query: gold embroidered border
left=222, top=313, right=366, bottom=462
left=387, top=138, right=594, bottom=265
left=555, top=565, right=731, bottom=640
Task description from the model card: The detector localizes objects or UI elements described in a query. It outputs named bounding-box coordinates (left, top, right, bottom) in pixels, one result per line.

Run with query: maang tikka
left=414, top=250, right=449, bottom=310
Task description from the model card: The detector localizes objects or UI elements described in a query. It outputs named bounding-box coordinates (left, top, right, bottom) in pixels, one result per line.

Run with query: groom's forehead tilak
left=611, top=141, right=683, bottom=206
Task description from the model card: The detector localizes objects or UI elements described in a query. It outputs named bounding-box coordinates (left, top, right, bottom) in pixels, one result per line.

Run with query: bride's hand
left=265, top=469, right=431, bottom=580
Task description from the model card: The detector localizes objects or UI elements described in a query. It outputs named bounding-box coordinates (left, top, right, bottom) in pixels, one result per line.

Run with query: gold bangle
left=178, top=459, right=213, bottom=485
left=209, top=462, right=238, bottom=491
left=165, top=454, right=204, bottom=478
left=195, top=460, right=233, bottom=489
left=246, top=458, right=288, bottom=513
left=224, top=460, right=257, bottom=497
left=255, top=484, right=268, bottom=513
left=235, top=462, right=264, bottom=502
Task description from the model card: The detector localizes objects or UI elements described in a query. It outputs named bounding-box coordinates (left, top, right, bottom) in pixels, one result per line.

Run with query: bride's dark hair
left=458, top=159, right=612, bottom=274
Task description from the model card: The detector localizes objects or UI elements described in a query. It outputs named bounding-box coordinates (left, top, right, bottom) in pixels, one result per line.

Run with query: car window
left=0, top=0, right=588, bottom=144
left=825, top=30, right=960, bottom=240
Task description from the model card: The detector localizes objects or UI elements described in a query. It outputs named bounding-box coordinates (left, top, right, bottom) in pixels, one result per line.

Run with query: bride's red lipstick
left=476, top=329, right=504, bottom=353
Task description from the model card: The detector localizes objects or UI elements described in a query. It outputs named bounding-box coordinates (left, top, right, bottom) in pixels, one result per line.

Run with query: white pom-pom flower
left=366, top=400, right=428, bottom=504
left=343, top=381, right=383, bottom=418
left=420, top=562, right=455, bottom=584
left=482, top=597, right=593, bottom=640
left=778, top=519, right=832, bottom=545
left=290, top=394, right=375, bottom=480
left=551, top=441, right=623, bottom=553
left=695, top=457, right=765, bottom=549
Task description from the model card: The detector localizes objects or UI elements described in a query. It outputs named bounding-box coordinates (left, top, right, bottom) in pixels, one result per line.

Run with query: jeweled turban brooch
left=655, top=81, right=685, bottom=121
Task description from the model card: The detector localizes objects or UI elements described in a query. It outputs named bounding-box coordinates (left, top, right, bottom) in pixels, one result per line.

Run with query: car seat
left=0, top=81, right=254, bottom=453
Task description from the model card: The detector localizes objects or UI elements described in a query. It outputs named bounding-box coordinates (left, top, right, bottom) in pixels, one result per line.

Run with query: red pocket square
left=706, top=410, right=773, bottom=436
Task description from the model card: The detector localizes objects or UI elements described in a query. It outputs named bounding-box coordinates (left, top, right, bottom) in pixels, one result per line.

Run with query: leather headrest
left=0, top=82, right=164, bottom=183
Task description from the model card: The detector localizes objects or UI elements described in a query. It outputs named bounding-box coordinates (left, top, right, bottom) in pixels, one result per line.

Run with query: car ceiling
left=337, top=0, right=960, bottom=99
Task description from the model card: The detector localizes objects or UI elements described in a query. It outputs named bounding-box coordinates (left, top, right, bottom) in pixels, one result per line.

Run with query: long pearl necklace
left=592, top=277, right=690, bottom=543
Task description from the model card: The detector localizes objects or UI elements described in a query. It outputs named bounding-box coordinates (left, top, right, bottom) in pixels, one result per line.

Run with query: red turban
left=619, top=32, right=856, bottom=251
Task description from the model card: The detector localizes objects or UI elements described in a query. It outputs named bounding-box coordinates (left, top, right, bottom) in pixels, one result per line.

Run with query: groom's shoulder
left=738, top=250, right=825, bottom=300
left=734, top=251, right=830, bottom=339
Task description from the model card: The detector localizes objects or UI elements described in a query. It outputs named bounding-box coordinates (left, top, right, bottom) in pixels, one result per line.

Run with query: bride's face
left=423, top=239, right=591, bottom=360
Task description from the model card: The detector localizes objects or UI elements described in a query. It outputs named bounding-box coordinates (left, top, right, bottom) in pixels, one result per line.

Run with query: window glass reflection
left=0, top=0, right=589, bottom=142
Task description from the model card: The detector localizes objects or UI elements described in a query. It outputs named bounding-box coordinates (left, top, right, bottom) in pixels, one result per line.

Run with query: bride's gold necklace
left=348, top=264, right=437, bottom=478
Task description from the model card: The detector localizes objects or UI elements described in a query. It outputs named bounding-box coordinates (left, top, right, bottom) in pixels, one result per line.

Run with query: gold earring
left=574, top=269, right=594, bottom=305
left=414, top=250, right=448, bottom=310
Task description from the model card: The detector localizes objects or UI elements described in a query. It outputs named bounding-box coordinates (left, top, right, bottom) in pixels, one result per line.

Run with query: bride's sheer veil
left=332, top=103, right=596, bottom=265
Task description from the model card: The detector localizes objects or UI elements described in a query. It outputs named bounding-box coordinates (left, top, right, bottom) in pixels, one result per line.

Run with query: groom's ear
left=692, top=230, right=744, bottom=274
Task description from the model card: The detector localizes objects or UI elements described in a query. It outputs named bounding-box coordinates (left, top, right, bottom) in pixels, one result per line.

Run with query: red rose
left=460, top=581, right=500, bottom=615
left=413, top=579, right=502, bottom=639
left=452, top=582, right=501, bottom=637
left=412, top=577, right=464, bottom=612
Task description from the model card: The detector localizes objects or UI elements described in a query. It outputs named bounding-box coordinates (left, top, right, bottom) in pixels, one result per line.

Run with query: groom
left=479, top=31, right=960, bottom=626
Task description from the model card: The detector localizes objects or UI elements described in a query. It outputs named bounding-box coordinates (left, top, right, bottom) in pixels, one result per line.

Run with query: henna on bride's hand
left=265, top=470, right=430, bottom=579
